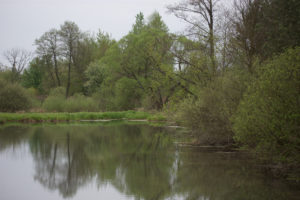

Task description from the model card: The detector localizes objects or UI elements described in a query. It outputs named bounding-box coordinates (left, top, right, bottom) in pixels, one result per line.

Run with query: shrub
left=174, top=69, right=249, bottom=145
left=43, top=96, right=65, bottom=112
left=0, top=79, right=31, bottom=112
left=42, top=87, right=65, bottom=112
left=26, top=88, right=42, bottom=110
left=232, top=48, right=300, bottom=165
left=64, top=94, right=98, bottom=112
left=114, top=77, right=142, bottom=110
left=49, top=87, right=65, bottom=97
left=43, top=87, right=99, bottom=112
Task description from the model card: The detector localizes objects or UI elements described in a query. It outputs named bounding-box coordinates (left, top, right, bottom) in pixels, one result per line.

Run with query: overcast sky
left=0, top=0, right=187, bottom=64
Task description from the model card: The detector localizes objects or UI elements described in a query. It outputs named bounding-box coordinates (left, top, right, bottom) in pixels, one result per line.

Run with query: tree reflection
left=1, top=123, right=299, bottom=200
left=30, top=127, right=93, bottom=198
left=0, top=125, right=31, bottom=152
left=28, top=124, right=174, bottom=199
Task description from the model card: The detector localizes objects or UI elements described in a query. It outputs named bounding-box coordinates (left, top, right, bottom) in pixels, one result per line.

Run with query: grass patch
left=0, top=111, right=155, bottom=124
left=147, top=113, right=167, bottom=121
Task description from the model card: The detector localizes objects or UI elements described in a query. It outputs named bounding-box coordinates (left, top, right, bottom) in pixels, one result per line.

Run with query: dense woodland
left=0, top=0, right=299, bottom=177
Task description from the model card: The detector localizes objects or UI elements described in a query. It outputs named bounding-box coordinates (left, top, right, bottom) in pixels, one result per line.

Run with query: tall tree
left=232, top=0, right=263, bottom=72
left=168, top=0, right=219, bottom=75
left=35, top=29, right=61, bottom=86
left=132, top=12, right=145, bottom=34
left=232, top=0, right=300, bottom=71
left=59, top=21, right=82, bottom=98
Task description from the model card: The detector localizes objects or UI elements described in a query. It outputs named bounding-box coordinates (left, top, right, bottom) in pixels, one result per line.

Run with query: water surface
left=0, top=122, right=299, bottom=200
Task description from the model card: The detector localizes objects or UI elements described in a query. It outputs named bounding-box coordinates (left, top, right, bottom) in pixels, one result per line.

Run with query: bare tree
left=35, top=29, right=61, bottom=86
left=3, top=48, right=32, bottom=82
left=167, top=0, right=220, bottom=74
left=215, top=8, right=235, bottom=71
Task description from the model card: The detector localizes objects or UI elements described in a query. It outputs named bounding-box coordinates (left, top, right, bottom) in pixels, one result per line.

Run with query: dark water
left=0, top=122, right=299, bottom=200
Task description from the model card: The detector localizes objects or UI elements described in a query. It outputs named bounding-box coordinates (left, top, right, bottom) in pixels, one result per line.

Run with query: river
left=0, top=122, right=299, bottom=200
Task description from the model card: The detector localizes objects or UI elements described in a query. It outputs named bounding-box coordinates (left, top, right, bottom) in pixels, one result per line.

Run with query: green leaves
left=232, top=48, right=300, bottom=164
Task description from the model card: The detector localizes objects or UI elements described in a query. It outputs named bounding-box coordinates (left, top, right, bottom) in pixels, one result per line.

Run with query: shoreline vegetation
left=0, top=111, right=167, bottom=124
left=0, top=0, right=299, bottom=182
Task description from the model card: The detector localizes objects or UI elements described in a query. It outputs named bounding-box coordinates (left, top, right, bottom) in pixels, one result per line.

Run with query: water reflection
left=27, top=124, right=174, bottom=199
left=0, top=123, right=299, bottom=200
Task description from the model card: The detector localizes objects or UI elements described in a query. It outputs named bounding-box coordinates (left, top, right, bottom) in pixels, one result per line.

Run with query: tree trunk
left=53, top=52, right=61, bottom=86
left=208, top=0, right=216, bottom=75
left=66, top=55, right=71, bottom=98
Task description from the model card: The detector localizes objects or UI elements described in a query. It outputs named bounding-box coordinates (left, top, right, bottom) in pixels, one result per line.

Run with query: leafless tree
left=167, top=0, right=220, bottom=74
left=3, top=48, right=32, bottom=82
left=215, top=8, right=235, bottom=71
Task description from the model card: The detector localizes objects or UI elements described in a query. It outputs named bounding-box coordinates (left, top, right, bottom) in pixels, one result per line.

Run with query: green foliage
left=233, top=48, right=300, bottom=164
left=114, top=77, right=142, bottom=110
left=0, top=69, right=13, bottom=83
left=43, top=87, right=67, bottom=112
left=84, top=61, right=105, bottom=95
left=173, top=68, right=249, bottom=144
left=42, top=96, right=65, bottom=112
left=43, top=87, right=99, bottom=112
left=147, top=113, right=167, bottom=121
left=22, top=58, right=44, bottom=93
left=0, top=79, right=31, bottom=112
left=64, top=94, right=98, bottom=112
left=81, top=12, right=176, bottom=111
left=25, top=88, right=42, bottom=110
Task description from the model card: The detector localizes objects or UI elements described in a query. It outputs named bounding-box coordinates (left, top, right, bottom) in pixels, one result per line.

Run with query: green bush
left=42, top=87, right=65, bottom=112
left=64, top=94, right=98, bottom=112
left=43, top=96, right=65, bottom=112
left=233, top=48, right=300, bottom=165
left=114, top=77, right=142, bottom=110
left=49, top=87, right=65, bottom=97
left=43, top=87, right=99, bottom=112
left=25, top=88, right=42, bottom=109
left=0, top=79, right=31, bottom=112
left=174, top=69, right=249, bottom=145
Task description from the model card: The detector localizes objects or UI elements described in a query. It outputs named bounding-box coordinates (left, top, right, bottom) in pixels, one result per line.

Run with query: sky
left=0, top=0, right=186, bottom=65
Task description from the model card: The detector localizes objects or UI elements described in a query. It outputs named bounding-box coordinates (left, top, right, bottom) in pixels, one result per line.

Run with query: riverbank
left=0, top=111, right=167, bottom=124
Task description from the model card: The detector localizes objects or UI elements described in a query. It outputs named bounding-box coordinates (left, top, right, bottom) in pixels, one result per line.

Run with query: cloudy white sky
left=0, top=0, right=187, bottom=64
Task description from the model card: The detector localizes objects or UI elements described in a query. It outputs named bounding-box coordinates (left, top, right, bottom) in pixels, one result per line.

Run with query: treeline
left=0, top=0, right=299, bottom=175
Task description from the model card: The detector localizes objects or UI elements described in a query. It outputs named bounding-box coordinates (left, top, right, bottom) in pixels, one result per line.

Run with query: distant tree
left=232, top=0, right=300, bottom=71
left=35, top=29, right=61, bottom=86
left=132, top=12, right=145, bottom=34
left=3, top=48, right=32, bottom=82
left=232, top=0, right=263, bottom=72
left=59, top=21, right=82, bottom=98
left=84, top=61, right=106, bottom=95
left=22, top=58, right=44, bottom=93
left=71, top=31, right=114, bottom=93
left=168, top=0, right=220, bottom=75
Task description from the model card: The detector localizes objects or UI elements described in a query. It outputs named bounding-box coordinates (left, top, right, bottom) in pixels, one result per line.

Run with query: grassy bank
left=0, top=111, right=167, bottom=124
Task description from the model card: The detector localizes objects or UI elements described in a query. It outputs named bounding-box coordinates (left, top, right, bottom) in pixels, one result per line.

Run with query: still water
left=0, top=122, right=299, bottom=200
